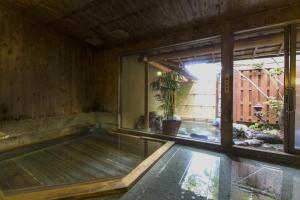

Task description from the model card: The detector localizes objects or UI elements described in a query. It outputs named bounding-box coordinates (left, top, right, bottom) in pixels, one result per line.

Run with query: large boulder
left=190, top=133, right=209, bottom=140
left=135, top=112, right=163, bottom=132
left=253, top=134, right=283, bottom=144
left=233, top=123, right=253, bottom=139
left=235, top=139, right=264, bottom=147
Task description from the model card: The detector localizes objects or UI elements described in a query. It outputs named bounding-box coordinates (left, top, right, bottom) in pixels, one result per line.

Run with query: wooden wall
left=233, top=69, right=284, bottom=124
left=0, top=5, right=111, bottom=122
left=92, top=49, right=119, bottom=114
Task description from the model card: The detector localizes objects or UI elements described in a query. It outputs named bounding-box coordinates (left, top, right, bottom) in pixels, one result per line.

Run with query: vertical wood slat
left=221, top=22, right=234, bottom=147
left=233, top=69, right=284, bottom=124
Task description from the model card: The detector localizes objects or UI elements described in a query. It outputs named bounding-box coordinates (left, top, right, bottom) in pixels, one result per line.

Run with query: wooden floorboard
left=44, top=148, right=105, bottom=179
left=85, top=135, right=143, bottom=162
left=53, top=144, right=118, bottom=177
left=64, top=143, right=130, bottom=176
left=0, top=160, right=41, bottom=191
left=15, top=152, right=73, bottom=186
left=0, top=133, right=144, bottom=192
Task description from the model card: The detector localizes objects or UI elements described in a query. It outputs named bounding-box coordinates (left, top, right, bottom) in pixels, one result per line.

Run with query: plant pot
left=162, top=120, right=181, bottom=136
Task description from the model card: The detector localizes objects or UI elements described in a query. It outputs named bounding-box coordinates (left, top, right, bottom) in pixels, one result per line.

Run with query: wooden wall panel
left=92, top=49, right=119, bottom=114
left=233, top=69, right=284, bottom=124
left=0, top=6, right=108, bottom=121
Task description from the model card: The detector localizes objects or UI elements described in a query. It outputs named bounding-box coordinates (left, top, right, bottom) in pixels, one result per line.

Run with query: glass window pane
left=121, top=37, right=222, bottom=144
left=232, top=28, right=285, bottom=152
left=148, top=36, right=222, bottom=143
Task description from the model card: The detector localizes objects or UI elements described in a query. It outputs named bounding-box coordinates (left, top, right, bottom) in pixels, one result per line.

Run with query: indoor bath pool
left=0, top=130, right=173, bottom=200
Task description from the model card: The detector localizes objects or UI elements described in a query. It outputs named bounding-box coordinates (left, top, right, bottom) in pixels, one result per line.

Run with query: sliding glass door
left=230, top=24, right=300, bottom=154
left=232, top=27, right=285, bottom=152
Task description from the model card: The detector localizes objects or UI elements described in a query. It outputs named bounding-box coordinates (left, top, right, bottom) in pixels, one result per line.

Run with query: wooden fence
left=233, top=68, right=284, bottom=124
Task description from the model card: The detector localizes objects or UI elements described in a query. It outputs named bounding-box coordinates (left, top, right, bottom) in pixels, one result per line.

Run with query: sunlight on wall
left=176, top=63, right=221, bottom=121
left=185, top=63, right=221, bottom=80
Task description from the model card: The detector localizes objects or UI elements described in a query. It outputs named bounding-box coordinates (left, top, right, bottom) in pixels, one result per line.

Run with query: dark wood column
left=221, top=22, right=234, bottom=147
left=144, top=57, right=149, bottom=131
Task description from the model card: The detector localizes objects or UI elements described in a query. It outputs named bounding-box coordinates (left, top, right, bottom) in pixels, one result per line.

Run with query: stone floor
left=118, top=144, right=300, bottom=200
left=178, top=121, right=285, bottom=152
left=178, top=121, right=220, bottom=143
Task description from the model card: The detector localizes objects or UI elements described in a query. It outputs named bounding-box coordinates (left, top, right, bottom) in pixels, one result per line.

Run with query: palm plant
left=150, top=71, right=183, bottom=120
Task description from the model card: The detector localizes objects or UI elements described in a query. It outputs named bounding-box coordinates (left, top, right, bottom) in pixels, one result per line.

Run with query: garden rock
left=178, top=128, right=188, bottom=136
left=253, top=134, right=283, bottom=144
left=233, top=123, right=253, bottom=139
left=135, top=112, right=162, bottom=132
left=190, top=133, right=209, bottom=140
left=235, top=139, right=264, bottom=147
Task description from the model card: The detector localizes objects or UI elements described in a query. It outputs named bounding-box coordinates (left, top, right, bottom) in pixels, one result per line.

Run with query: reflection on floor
left=0, top=133, right=143, bottom=192
left=178, top=121, right=220, bottom=143
left=120, top=145, right=300, bottom=200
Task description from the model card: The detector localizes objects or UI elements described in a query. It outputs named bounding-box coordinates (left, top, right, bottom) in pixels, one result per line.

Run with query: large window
left=120, top=37, right=222, bottom=144
left=120, top=24, right=300, bottom=156
left=232, top=28, right=285, bottom=152
left=177, top=62, right=221, bottom=143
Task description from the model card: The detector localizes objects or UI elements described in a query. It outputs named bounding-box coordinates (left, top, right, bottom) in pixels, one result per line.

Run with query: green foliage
left=249, top=122, right=279, bottom=135
left=262, top=129, right=279, bottom=135
left=249, top=122, right=263, bottom=130
left=269, top=67, right=284, bottom=76
left=253, top=63, right=264, bottom=70
left=150, top=71, right=183, bottom=119
left=249, top=122, right=270, bottom=130
left=176, top=82, right=193, bottom=105
left=265, top=97, right=283, bottom=116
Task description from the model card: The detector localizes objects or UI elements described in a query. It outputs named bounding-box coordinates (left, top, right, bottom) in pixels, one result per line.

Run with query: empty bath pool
left=0, top=129, right=174, bottom=200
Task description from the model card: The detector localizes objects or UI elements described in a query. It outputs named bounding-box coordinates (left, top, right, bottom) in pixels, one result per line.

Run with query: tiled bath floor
left=120, top=145, right=300, bottom=200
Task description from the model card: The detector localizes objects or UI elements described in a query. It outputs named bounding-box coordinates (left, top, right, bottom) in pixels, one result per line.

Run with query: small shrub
left=262, top=129, right=279, bottom=135
left=253, top=63, right=264, bottom=70
left=269, top=67, right=284, bottom=76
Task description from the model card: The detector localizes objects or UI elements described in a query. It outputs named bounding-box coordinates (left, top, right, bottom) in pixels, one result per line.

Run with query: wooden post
left=290, top=24, right=297, bottom=153
left=221, top=22, right=234, bottom=147
left=284, top=26, right=291, bottom=153
left=118, top=56, right=122, bottom=129
left=284, top=25, right=297, bottom=153
left=144, top=57, right=150, bottom=131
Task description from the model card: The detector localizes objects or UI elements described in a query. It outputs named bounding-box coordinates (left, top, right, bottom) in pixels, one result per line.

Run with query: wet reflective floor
left=120, top=145, right=300, bottom=200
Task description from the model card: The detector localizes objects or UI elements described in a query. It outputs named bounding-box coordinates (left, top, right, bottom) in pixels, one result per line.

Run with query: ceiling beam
left=147, top=32, right=300, bottom=62
left=148, top=61, right=171, bottom=72
left=148, top=61, right=196, bottom=81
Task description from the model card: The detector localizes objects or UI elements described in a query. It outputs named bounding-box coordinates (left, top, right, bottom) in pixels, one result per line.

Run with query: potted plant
left=150, top=71, right=183, bottom=136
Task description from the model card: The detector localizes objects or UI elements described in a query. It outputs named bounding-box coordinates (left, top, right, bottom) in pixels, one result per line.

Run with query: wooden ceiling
left=0, top=0, right=298, bottom=48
